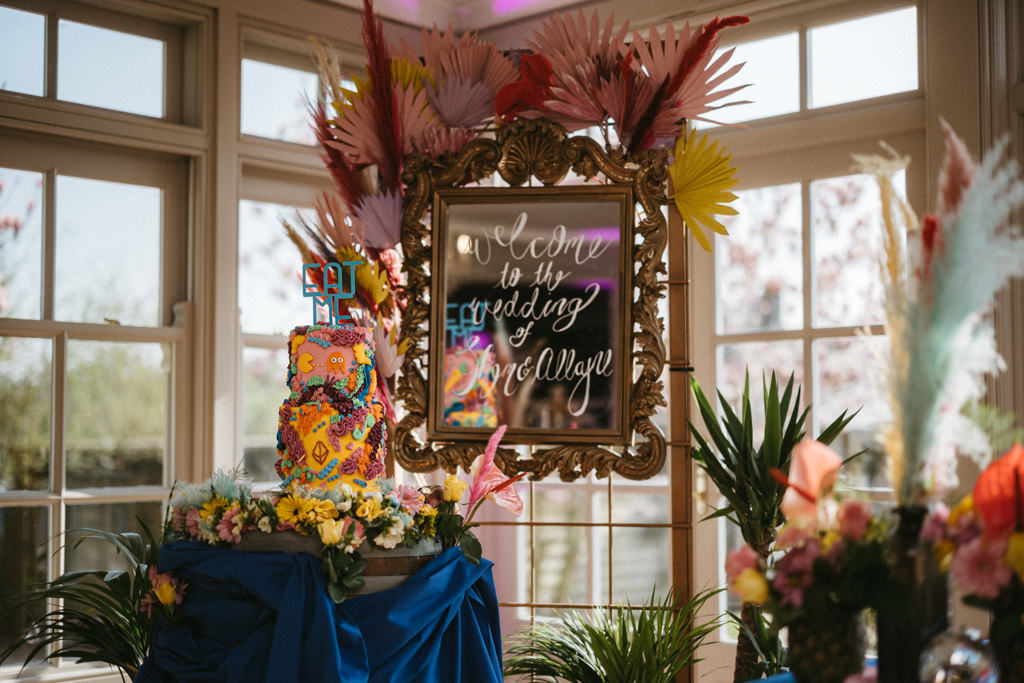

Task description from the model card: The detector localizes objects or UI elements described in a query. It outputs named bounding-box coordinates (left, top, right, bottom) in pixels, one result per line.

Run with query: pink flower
left=466, top=425, right=524, bottom=517
left=395, top=484, right=425, bottom=515
left=776, top=524, right=814, bottom=550
left=170, top=506, right=187, bottom=534
left=951, top=535, right=1013, bottom=599
left=919, top=503, right=950, bottom=544
left=725, top=545, right=760, bottom=583
left=837, top=500, right=872, bottom=541
left=781, top=439, right=842, bottom=527
left=772, top=538, right=820, bottom=607
left=185, top=508, right=202, bottom=539
left=216, top=506, right=243, bottom=544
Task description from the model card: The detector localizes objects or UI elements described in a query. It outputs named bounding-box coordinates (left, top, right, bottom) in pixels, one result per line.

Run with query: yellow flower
left=418, top=504, right=437, bottom=519
left=668, top=129, right=739, bottom=252
left=199, top=495, right=229, bottom=522
left=443, top=474, right=468, bottom=502
left=318, top=518, right=345, bottom=546
left=1005, top=532, right=1024, bottom=581
left=948, top=495, right=974, bottom=528
left=356, top=496, right=383, bottom=521
left=310, top=498, right=338, bottom=524
left=154, top=581, right=178, bottom=606
left=732, top=568, right=769, bottom=605
left=934, top=540, right=956, bottom=572
left=820, top=530, right=841, bottom=553
left=275, top=494, right=313, bottom=525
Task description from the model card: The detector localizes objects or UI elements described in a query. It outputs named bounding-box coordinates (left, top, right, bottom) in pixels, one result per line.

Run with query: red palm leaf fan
left=973, top=443, right=1024, bottom=536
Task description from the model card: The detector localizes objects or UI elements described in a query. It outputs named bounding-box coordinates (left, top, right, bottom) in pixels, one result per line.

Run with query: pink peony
left=837, top=500, right=872, bottom=541
left=725, top=545, right=761, bottom=583
left=951, top=535, right=1013, bottom=599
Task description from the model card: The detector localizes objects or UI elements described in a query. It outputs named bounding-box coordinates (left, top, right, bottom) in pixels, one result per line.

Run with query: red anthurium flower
left=494, top=54, right=553, bottom=124
left=973, top=443, right=1024, bottom=536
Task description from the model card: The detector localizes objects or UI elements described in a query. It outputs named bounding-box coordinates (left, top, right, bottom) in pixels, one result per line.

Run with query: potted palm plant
left=689, top=371, right=856, bottom=682
left=503, top=588, right=720, bottom=683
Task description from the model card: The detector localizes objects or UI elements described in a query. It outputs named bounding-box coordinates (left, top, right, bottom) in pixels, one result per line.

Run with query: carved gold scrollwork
left=394, top=118, right=670, bottom=481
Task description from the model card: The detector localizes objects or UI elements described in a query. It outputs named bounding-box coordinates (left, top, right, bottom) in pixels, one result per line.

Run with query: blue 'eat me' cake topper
left=302, top=260, right=361, bottom=326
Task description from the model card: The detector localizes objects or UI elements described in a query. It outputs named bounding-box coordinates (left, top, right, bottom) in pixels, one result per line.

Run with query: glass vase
left=876, top=505, right=950, bottom=683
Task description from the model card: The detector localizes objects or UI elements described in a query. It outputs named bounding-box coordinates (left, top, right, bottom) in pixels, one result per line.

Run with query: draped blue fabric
left=135, top=543, right=502, bottom=683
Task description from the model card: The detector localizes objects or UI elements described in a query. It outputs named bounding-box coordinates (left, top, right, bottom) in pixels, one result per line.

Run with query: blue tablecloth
left=135, top=542, right=503, bottom=683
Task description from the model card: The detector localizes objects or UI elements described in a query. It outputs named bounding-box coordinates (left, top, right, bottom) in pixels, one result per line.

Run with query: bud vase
left=991, top=596, right=1024, bottom=683
left=786, top=608, right=864, bottom=683
left=876, top=505, right=950, bottom=683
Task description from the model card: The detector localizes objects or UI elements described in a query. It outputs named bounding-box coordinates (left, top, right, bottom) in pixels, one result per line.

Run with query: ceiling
left=327, top=0, right=589, bottom=31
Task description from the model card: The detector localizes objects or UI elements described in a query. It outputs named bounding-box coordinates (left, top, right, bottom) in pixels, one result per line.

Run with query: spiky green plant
left=0, top=522, right=162, bottom=681
left=502, top=588, right=721, bottom=683
left=689, top=370, right=857, bottom=682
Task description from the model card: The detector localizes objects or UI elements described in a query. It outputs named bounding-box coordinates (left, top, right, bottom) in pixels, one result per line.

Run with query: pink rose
left=837, top=500, right=872, bottom=541
left=725, top=545, right=761, bottom=583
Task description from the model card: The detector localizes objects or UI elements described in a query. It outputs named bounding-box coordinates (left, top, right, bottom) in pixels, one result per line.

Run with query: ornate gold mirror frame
left=394, top=118, right=668, bottom=481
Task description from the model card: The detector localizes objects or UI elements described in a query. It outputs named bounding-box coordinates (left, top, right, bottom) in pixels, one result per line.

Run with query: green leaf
left=460, top=532, right=482, bottom=566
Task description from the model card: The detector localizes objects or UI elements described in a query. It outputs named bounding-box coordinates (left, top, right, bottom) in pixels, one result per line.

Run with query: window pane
left=809, top=7, right=918, bottom=108
left=0, top=506, right=49, bottom=662
left=242, top=347, right=287, bottom=481
left=0, top=7, right=45, bottom=97
left=814, top=335, right=890, bottom=488
left=812, top=172, right=905, bottom=328
left=241, top=59, right=318, bottom=144
left=65, top=341, right=168, bottom=488
left=534, top=525, right=590, bottom=605
left=613, top=526, right=670, bottom=603
left=698, top=33, right=799, bottom=127
left=716, top=340, right=804, bottom=432
left=534, top=481, right=605, bottom=524
left=717, top=183, right=803, bottom=333
left=65, top=502, right=162, bottom=571
left=238, top=200, right=316, bottom=334
left=0, top=336, right=51, bottom=492
left=57, top=19, right=165, bottom=117
left=55, top=176, right=161, bottom=327
left=0, top=168, right=43, bottom=320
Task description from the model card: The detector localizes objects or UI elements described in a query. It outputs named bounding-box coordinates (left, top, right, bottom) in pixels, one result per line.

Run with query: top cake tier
left=275, top=324, right=387, bottom=490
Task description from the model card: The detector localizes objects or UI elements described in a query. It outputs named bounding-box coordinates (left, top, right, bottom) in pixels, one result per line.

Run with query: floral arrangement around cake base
left=167, top=427, right=523, bottom=602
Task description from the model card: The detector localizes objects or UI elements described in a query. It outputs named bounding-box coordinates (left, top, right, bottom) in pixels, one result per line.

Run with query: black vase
left=876, top=505, right=950, bottom=683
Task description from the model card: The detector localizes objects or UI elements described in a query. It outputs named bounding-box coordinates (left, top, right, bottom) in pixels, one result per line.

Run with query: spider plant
left=689, top=370, right=856, bottom=682
left=502, top=588, right=721, bottom=683
left=0, top=521, right=162, bottom=681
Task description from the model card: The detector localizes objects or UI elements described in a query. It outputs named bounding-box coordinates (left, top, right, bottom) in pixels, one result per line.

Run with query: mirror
left=395, top=118, right=668, bottom=481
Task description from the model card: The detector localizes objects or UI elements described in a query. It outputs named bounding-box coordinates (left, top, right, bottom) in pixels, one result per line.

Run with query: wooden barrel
left=233, top=531, right=441, bottom=595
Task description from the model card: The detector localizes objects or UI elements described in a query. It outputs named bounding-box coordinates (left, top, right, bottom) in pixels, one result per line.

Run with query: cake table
left=135, top=543, right=503, bottom=683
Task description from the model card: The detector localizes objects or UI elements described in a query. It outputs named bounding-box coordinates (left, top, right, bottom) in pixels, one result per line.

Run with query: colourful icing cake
left=442, top=346, right=498, bottom=428
left=275, top=324, right=387, bottom=489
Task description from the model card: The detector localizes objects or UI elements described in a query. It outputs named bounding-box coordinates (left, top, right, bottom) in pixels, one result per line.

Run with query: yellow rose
left=356, top=496, right=383, bottom=521
left=443, top=474, right=468, bottom=502
left=732, top=568, right=768, bottom=605
left=154, top=580, right=178, bottom=606
left=1005, top=532, right=1024, bottom=581
left=310, top=498, right=338, bottom=524
left=318, top=518, right=345, bottom=546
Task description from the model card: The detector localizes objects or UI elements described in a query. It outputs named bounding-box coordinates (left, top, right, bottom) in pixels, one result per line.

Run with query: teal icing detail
left=364, top=414, right=376, bottom=430
left=330, top=415, right=341, bottom=424
left=352, top=427, right=365, bottom=440
left=334, top=381, right=345, bottom=391
left=308, top=336, right=330, bottom=349
left=308, top=376, right=325, bottom=386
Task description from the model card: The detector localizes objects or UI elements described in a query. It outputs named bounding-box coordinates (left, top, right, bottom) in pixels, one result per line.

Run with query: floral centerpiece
left=921, top=444, right=1024, bottom=681
left=167, top=426, right=524, bottom=602
left=725, top=440, right=896, bottom=683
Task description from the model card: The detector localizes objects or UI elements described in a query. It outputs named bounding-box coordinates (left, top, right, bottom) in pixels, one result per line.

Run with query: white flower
left=258, top=516, right=272, bottom=533
left=373, top=518, right=406, bottom=549
left=336, top=496, right=352, bottom=513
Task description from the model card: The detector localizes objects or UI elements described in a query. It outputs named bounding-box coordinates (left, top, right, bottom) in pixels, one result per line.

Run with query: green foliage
left=963, top=401, right=1024, bottom=457
left=321, top=546, right=367, bottom=603
left=727, top=607, right=787, bottom=678
left=502, top=588, right=721, bottom=683
left=688, top=371, right=856, bottom=554
left=0, top=521, right=162, bottom=681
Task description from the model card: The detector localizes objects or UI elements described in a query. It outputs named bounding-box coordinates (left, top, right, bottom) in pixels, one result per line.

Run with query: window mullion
left=42, top=167, right=56, bottom=321
left=801, top=179, right=815, bottom=422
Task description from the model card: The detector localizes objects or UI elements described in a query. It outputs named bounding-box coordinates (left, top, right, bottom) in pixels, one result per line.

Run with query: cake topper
left=302, top=260, right=361, bottom=325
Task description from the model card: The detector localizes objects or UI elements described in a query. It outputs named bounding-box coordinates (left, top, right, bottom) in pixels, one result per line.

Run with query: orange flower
left=973, top=444, right=1024, bottom=536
